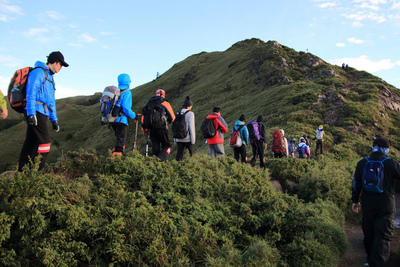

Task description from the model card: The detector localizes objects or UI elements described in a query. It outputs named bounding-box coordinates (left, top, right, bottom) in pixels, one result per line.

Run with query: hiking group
left=4, top=51, right=328, bottom=171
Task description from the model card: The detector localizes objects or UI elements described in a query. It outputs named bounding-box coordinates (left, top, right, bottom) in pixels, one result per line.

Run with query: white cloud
left=348, top=37, right=365, bottom=44
left=25, top=28, right=48, bottom=37
left=79, top=34, right=96, bottom=43
left=46, top=10, right=64, bottom=20
left=358, top=2, right=380, bottom=10
left=318, top=2, right=336, bottom=8
left=68, top=43, right=83, bottom=47
left=330, top=55, right=395, bottom=73
left=68, top=24, right=78, bottom=28
left=0, top=76, right=9, bottom=93
left=396, top=60, right=400, bottom=66
left=344, top=11, right=386, bottom=23
left=352, top=21, right=364, bottom=27
left=392, top=3, right=400, bottom=9
left=0, top=0, right=23, bottom=21
left=0, top=54, right=23, bottom=67
left=336, top=42, right=346, bottom=47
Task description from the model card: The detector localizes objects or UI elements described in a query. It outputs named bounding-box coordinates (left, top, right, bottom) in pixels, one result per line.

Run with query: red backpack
left=272, top=130, right=286, bottom=153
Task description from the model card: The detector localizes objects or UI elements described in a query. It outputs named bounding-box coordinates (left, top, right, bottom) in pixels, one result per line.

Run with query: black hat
left=213, top=107, right=221, bottom=113
left=47, top=51, right=69, bottom=67
left=373, top=137, right=390, bottom=148
left=183, top=96, right=192, bottom=108
left=239, top=114, right=245, bottom=121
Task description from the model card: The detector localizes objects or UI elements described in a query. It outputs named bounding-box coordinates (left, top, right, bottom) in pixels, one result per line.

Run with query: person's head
left=318, top=125, right=323, bottom=129
left=303, top=134, right=307, bottom=139
left=46, top=51, right=69, bottom=73
left=256, top=115, right=264, bottom=123
left=213, top=107, right=221, bottom=114
left=183, top=96, right=192, bottom=109
left=239, top=114, right=245, bottom=122
left=299, top=137, right=305, bottom=143
left=279, top=129, right=285, bottom=136
left=372, top=137, right=390, bottom=155
left=117, top=74, right=131, bottom=89
left=155, top=89, right=165, bottom=98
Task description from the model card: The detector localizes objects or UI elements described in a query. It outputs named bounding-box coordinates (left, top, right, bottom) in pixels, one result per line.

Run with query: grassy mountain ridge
left=1, top=38, right=400, bottom=171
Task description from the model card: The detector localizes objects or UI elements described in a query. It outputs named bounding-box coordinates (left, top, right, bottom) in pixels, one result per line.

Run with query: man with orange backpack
left=271, top=129, right=288, bottom=158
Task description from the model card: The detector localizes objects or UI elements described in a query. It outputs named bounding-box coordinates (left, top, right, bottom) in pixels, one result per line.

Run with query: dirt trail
left=338, top=193, right=400, bottom=266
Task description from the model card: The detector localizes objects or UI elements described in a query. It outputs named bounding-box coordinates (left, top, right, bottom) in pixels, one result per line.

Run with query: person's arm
left=162, top=101, right=175, bottom=123
left=188, top=112, right=195, bottom=144
left=217, top=117, right=228, bottom=133
left=351, top=160, right=365, bottom=206
left=0, top=90, right=7, bottom=119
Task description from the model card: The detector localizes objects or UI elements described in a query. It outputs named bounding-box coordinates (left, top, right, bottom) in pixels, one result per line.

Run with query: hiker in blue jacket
left=111, top=73, right=136, bottom=156
left=18, top=51, right=68, bottom=171
left=232, top=114, right=249, bottom=163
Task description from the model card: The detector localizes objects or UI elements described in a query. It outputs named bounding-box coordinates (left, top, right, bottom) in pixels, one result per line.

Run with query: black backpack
left=172, top=110, right=190, bottom=138
left=142, top=99, right=166, bottom=129
left=201, top=118, right=216, bottom=139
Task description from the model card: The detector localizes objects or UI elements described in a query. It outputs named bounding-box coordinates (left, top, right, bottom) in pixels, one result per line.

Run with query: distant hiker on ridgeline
left=271, top=129, right=288, bottom=158
left=352, top=137, right=400, bottom=267
left=17, top=51, right=69, bottom=171
left=0, top=90, right=8, bottom=119
left=172, top=96, right=195, bottom=161
left=288, top=137, right=296, bottom=158
left=141, top=89, right=175, bottom=161
left=313, top=125, right=324, bottom=156
left=110, top=74, right=136, bottom=156
left=230, top=114, right=249, bottom=163
left=202, top=107, right=228, bottom=157
left=248, top=115, right=267, bottom=167
left=296, top=137, right=310, bottom=158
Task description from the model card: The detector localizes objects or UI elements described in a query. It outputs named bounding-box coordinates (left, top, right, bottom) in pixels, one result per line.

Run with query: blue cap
left=117, top=73, right=131, bottom=89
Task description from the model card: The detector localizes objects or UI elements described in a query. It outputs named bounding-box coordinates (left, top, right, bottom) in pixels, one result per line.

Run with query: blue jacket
left=26, top=61, right=57, bottom=121
left=115, top=89, right=136, bottom=125
left=233, top=120, right=249, bottom=146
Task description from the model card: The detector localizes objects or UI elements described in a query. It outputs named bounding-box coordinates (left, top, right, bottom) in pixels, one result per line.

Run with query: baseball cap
left=47, top=51, right=69, bottom=67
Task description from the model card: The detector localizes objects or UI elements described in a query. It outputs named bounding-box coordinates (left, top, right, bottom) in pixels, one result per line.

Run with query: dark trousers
left=362, top=209, right=394, bottom=267
left=234, top=145, right=247, bottom=163
left=150, top=128, right=171, bottom=161
left=112, top=123, right=128, bottom=153
left=175, top=142, right=193, bottom=161
left=250, top=140, right=264, bottom=167
left=315, top=140, right=323, bottom=155
left=18, top=112, right=51, bottom=171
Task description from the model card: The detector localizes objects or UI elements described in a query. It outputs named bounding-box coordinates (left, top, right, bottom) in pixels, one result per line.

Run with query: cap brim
left=60, top=60, right=69, bottom=67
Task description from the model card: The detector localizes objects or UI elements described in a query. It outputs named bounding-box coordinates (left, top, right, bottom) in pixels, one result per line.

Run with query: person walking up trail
left=248, top=115, right=267, bottom=167
left=173, top=96, right=195, bottom=161
left=111, top=74, right=136, bottom=156
left=314, top=125, right=324, bottom=156
left=141, top=89, right=175, bottom=161
left=352, top=137, right=400, bottom=267
left=205, top=107, right=228, bottom=157
left=232, top=114, right=249, bottom=163
left=17, top=51, right=68, bottom=171
left=296, top=137, right=310, bottom=158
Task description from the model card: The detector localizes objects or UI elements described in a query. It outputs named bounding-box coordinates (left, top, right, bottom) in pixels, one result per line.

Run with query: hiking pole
left=145, top=134, right=149, bottom=157
left=133, top=113, right=141, bottom=151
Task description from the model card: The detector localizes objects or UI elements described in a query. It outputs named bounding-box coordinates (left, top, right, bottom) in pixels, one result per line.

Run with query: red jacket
left=206, top=113, right=228, bottom=145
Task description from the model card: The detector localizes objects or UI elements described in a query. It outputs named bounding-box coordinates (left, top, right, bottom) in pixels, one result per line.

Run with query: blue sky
left=1, top=0, right=399, bottom=99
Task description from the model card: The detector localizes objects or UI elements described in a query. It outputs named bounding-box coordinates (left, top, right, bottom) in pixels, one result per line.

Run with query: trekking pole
left=133, top=113, right=141, bottom=151
left=145, top=134, right=149, bottom=157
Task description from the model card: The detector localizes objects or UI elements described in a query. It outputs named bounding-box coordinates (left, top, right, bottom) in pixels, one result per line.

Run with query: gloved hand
left=52, top=121, right=59, bottom=132
left=27, top=115, right=37, bottom=126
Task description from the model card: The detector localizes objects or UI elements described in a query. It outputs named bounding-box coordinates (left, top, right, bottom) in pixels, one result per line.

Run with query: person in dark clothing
left=250, top=115, right=266, bottom=167
left=352, top=137, right=400, bottom=267
left=174, top=96, right=195, bottom=161
left=141, top=89, right=175, bottom=161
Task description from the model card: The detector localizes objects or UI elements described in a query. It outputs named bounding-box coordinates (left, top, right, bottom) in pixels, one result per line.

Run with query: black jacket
left=352, top=152, right=400, bottom=212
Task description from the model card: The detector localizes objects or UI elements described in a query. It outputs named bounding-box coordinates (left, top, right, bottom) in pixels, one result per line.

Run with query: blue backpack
left=362, top=157, right=389, bottom=193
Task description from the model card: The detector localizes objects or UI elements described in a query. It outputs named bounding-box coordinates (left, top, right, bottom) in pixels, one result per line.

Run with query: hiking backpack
left=142, top=99, right=167, bottom=129
left=7, top=66, right=50, bottom=113
left=362, top=157, right=389, bottom=193
left=172, top=110, right=190, bottom=138
left=272, top=130, right=286, bottom=154
left=229, top=125, right=244, bottom=148
left=201, top=118, right=216, bottom=139
left=100, top=86, right=123, bottom=124
left=316, top=128, right=324, bottom=140
left=297, top=144, right=306, bottom=158
left=247, top=121, right=261, bottom=141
